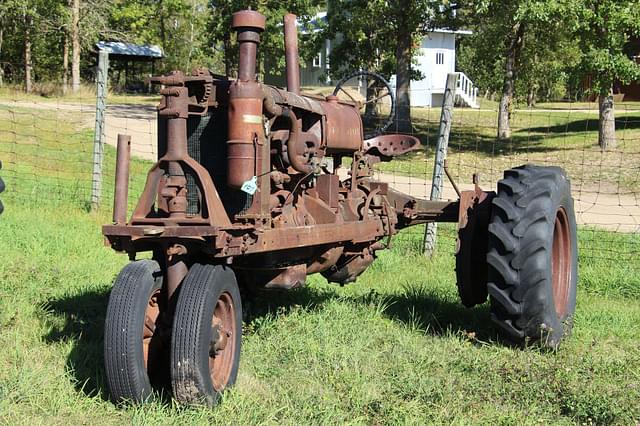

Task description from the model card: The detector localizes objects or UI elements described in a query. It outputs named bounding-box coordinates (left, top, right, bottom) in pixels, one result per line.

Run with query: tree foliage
left=573, top=0, right=640, bottom=93
left=208, top=0, right=322, bottom=79
left=572, top=0, right=640, bottom=149
left=457, top=0, right=577, bottom=139
left=318, top=0, right=450, bottom=132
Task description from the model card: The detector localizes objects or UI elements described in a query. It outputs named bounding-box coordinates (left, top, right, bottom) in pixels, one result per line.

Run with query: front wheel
left=487, top=165, right=578, bottom=348
left=171, top=263, right=242, bottom=406
left=104, top=260, right=168, bottom=403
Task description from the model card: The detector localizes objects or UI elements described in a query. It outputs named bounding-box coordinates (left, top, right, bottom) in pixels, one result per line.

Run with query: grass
left=0, top=84, right=159, bottom=106
left=0, top=93, right=639, bottom=423
left=0, top=103, right=150, bottom=209
left=0, top=198, right=639, bottom=424
left=373, top=104, right=640, bottom=193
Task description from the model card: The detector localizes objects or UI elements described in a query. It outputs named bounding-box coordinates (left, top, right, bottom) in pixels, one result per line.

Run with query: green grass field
left=0, top=196, right=639, bottom=424
left=0, top=95, right=639, bottom=424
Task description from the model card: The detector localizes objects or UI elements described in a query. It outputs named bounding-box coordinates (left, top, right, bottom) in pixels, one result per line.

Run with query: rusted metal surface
left=103, top=7, right=479, bottom=309
left=322, top=97, right=363, bottom=152
left=113, top=134, right=131, bottom=224
left=363, top=134, right=420, bottom=159
left=552, top=207, right=572, bottom=317
left=132, top=70, right=231, bottom=228
left=231, top=10, right=265, bottom=82
left=166, top=244, right=188, bottom=300
left=284, top=14, right=301, bottom=95
left=100, top=8, right=581, bottom=406
left=264, top=264, right=307, bottom=289
left=443, top=159, right=461, bottom=198
left=142, top=288, right=162, bottom=374
left=210, top=291, right=237, bottom=391
left=455, top=185, right=495, bottom=308
left=227, top=12, right=265, bottom=190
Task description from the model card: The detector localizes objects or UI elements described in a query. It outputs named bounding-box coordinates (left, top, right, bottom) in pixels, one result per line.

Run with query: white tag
left=240, top=176, right=258, bottom=195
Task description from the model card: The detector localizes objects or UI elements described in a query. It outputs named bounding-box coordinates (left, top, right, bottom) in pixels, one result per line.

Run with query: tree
left=70, top=0, right=79, bottom=92
left=516, top=35, right=580, bottom=106
left=460, top=1, right=573, bottom=140
left=208, top=0, right=321, bottom=79
left=24, top=11, right=33, bottom=93
left=574, top=0, right=640, bottom=150
left=321, top=0, right=445, bottom=133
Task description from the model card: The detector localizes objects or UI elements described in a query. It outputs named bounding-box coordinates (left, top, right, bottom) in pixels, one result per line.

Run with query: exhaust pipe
left=113, top=134, right=131, bottom=224
left=284, top=13, right=301, bottom=95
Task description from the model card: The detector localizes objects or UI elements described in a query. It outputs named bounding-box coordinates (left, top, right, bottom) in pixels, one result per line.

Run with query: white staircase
left=456, top=72, right=480, bottom=108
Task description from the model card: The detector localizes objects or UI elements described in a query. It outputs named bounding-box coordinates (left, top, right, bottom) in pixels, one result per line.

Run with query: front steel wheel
left=171, top=264, right=242, bottom=406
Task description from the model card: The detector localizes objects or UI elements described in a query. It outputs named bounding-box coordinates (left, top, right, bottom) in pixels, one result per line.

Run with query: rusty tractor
left=102, top=10, right=578, bottom=406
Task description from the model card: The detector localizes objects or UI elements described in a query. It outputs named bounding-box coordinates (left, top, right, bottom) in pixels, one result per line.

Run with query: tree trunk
left=71, top=0, right=80, bottom=93
left=24, top=14, right=33, bottom=94
left=0, top=26, right=4, bottom=86
left=159, top=0, right=166, bottom=61
left=62, top=32, right=69, bottom=95
left=223, top=31, right=232, bottom=77
left=527, top=85, right=536, bottom=107
left=364, top=79, right=378, bottom=124
left=394, top=5, right=412, bottom=133
left=598, top=86, right=616, bottom=150
left=498, top=22, right=525, bottom=140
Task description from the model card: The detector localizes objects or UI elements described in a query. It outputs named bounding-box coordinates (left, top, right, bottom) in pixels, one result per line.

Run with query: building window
left=312, top=52, right=322, bottom=68
left=435, top=52, right=445, bottom=65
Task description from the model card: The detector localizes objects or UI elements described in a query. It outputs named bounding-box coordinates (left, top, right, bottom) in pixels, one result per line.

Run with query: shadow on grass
left=39, top=283, right=339, bottom=401
left=410, top=121, right=572, bottom=157
left=242, top=285, right=339, bottom=324
left=39, top=278, right=504, bottom=402
left=350, top=284, right=502, bottom=344
left=518, top=115, right=640, bottom=134
left=43, top=287, right=110, bottom=400
left=245, top=281, right=503, bottom=346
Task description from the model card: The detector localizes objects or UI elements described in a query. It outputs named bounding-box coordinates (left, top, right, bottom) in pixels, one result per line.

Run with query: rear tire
left=487, top=165, right=578, bottom=348
left=171, top=264, right=242, bottom=406
left=104, top=260, right=167, bottom=403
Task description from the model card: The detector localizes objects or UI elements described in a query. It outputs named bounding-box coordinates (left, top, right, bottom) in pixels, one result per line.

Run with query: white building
left=395, top=29, right=479, bottom=108
left=265, top=14, right=479, bottom=109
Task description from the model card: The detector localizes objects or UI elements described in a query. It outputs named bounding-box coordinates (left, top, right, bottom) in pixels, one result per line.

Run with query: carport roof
left=95, top=42, right=163, bottom=59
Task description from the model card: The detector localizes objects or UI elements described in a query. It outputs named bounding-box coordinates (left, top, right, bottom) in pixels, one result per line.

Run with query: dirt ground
left=2, top=99, right=638, bottom=232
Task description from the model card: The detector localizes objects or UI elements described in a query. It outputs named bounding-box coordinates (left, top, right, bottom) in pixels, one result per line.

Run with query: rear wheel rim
left=209, top=292, right=237, bottom=391
left=552, top=207, right=572, bottom=318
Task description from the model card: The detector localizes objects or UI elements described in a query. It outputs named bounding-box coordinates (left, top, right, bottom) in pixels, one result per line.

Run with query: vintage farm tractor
left=102, top=10, right=578, bottom=406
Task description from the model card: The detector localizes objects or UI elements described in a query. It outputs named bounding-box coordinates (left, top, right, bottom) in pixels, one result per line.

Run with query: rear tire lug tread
left=486, top=165, right=578, bottom=349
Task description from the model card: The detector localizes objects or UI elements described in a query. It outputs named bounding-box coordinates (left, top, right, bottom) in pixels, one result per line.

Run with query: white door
left=432, top=50, right=448, bottom=91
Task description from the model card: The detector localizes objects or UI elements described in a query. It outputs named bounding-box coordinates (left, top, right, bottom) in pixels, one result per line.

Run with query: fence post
left=424, top=73, right=459, bottom=256
left=91, top=49, right=108, bottom=211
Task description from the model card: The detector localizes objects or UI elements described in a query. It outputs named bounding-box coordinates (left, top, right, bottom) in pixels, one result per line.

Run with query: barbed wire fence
left=0, top=66, right=638, bottom=278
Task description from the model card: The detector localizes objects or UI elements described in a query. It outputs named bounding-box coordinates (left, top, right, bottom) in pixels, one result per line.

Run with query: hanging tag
left=240, top=176, right=258, bottom=195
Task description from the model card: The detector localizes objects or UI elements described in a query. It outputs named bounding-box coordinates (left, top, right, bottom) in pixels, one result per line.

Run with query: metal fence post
left=424, top=73, right=459, bottom=256
left=91, top=49, right=108, bottom=211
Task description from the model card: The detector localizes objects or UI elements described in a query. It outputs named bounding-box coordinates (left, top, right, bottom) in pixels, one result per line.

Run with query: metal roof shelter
left=96, top=42, right=163, bottom=59
left=95, top=41, right=164, bottom=92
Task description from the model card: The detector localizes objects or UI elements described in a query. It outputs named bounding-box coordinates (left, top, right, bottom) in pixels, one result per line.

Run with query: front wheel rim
left=142, top=288, right=161, bottom=370
left=209, top=292, right=237, bottom=391
left=552, top=207, right=572, bottom=318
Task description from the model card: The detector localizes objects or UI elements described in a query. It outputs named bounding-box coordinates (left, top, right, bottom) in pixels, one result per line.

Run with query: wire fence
left=0, top=73, right=638, bottom=273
